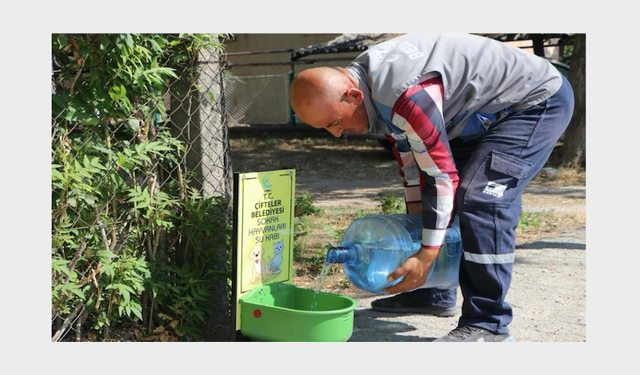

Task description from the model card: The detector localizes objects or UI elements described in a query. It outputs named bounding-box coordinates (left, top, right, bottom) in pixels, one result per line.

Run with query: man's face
left=293, top=68, right=369, bottom=138
left=306, top=97, right=369, bottom=138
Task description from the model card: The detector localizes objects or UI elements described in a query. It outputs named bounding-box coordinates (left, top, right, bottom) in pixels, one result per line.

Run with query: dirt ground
left=229, top=129, right=587, bottom=341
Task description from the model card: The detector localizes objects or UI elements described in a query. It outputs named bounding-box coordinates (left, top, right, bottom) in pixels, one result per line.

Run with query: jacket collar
left=346, top=64, right=378, bottom=134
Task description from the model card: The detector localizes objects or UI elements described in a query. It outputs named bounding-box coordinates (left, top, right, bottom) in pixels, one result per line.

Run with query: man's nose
left=327, top=127, right=342, bottom=137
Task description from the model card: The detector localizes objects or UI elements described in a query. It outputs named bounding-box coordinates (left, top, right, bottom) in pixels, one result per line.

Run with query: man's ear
left=344, top=87, right=364, bottom=104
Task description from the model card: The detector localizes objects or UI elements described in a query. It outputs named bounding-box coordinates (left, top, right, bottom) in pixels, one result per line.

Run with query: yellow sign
left=234, top=169, right=295, bottom=330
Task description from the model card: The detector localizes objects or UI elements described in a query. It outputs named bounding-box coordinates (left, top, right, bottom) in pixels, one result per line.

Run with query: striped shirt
left=387, top=74, right=458, bottom=249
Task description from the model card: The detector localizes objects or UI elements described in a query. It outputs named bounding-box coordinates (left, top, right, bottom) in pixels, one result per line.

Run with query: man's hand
left=382, top=246, right=439, bottom=294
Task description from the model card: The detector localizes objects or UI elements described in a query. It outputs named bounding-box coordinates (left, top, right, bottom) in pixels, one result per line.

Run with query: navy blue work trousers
left=421, top=76, right=575, bottom=334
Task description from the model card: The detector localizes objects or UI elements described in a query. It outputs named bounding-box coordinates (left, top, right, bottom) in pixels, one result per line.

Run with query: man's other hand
left=382, top=246, right=439, bottom=294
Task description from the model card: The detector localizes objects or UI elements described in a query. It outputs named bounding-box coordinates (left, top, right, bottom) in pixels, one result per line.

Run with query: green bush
left=51, top=34, right=231, bottom=341
left=355, top=208, right=376, bottom=219
left=517, top=211, right=554, bottom=229
left=375, top=193, right=405, bottom=214
left=295, top=192, right=322, bottom=217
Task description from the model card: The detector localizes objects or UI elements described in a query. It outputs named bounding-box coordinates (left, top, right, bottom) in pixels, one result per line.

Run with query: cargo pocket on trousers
left=463, top=151, right=532, bottom=207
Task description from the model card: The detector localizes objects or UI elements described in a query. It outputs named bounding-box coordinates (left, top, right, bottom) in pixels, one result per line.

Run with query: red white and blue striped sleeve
left=390, top=76, right=459, bottom=249
left=386, top=133, right=422, bottom=206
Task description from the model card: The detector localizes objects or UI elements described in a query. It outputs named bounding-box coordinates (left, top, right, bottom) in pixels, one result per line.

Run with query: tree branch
left=52, top=291, right=94, bottom=342
left=69, top=56, right=87, bottom=96
left=95, top=207, right=112, bottom=255
left=62, top=240, right=87, bottom=284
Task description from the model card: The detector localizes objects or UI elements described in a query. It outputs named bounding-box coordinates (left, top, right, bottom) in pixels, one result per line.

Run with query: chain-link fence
left=225, top=74, right=291, bottom=125
left=51, top=34, right=233, bottom=342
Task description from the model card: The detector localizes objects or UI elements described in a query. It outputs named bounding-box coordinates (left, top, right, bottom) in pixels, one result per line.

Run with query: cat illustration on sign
left=248, top=240, right=286, bottom=284
left=269, top=239, right=284, bottom=274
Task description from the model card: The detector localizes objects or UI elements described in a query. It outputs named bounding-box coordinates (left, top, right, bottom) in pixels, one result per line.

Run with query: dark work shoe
left=371, top=292, right=458, bottom=316
left=435, top=325, right=516, bottom=342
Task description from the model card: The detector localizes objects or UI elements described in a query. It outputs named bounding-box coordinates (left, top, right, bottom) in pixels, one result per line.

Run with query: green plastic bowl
left=239, top=283, right=357, bottom=342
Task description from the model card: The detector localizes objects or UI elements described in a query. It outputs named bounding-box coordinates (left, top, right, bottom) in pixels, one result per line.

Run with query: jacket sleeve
left=385, top=132, right=422, bottom=205
left=390, top=75, right=459, bottom=249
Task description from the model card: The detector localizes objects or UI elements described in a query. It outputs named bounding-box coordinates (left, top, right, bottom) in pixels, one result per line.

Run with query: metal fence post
left=288, top=51, right=296, bottom=126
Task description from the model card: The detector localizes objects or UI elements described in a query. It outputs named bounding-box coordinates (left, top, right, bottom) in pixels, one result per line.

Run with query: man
left=290, top=34, right=574, bottom=342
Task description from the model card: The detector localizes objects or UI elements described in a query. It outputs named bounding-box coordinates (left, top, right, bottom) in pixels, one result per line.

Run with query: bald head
left=290, top=67, right=369, bottom=137
left=290, top=67, right=352, bottom=122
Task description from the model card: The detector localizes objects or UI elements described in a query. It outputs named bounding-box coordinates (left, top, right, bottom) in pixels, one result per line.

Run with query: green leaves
left=127, top=118, right=140, bottom=132
left=51, top=164, right=64, bottom=183
left=108, top=84, right=127, bottom=101
left=126, top=182, right=178, bottom=227
left=53, top=34, right=69, bottom=50
left=97, top=249, right=118, bottom=263
left=101, top=254, right=149, bottom=322
left=124, top=34, right=134, bottom=49
left=52, top=33, right=232, bottom=341
left=64, top=106, right=100, bottom=126
left=144, top=67, right=178, bottom=79
left=375, top=192, right=405, bottom=214
left=52, top=94, right=67, bottom=118
left=106, top=283, right=135, bottom=305
left=150, top=263, right=219, bottom=338
left=53, top=282, right=86, bottom=301
left=52, top=257, right=72, bottom=279
left=295, top=192, right=322, bottom=216
left=117, top=140, right=178, bottom=174
left=127, top=185, right=151, bottom=208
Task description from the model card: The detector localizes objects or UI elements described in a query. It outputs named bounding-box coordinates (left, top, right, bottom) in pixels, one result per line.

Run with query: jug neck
left=326, top=244, right=358, bottom=265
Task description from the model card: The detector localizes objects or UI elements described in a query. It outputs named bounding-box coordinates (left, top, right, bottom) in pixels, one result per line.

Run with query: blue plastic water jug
left=326, top=214, right=462, bottom=294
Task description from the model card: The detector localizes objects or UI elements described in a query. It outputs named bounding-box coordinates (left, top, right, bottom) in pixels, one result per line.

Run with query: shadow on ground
left=516, top=241, right=586, bottom=250
left=348, top=309, right=436, bottom=342
left=523, top=186, right=586, bottom=196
